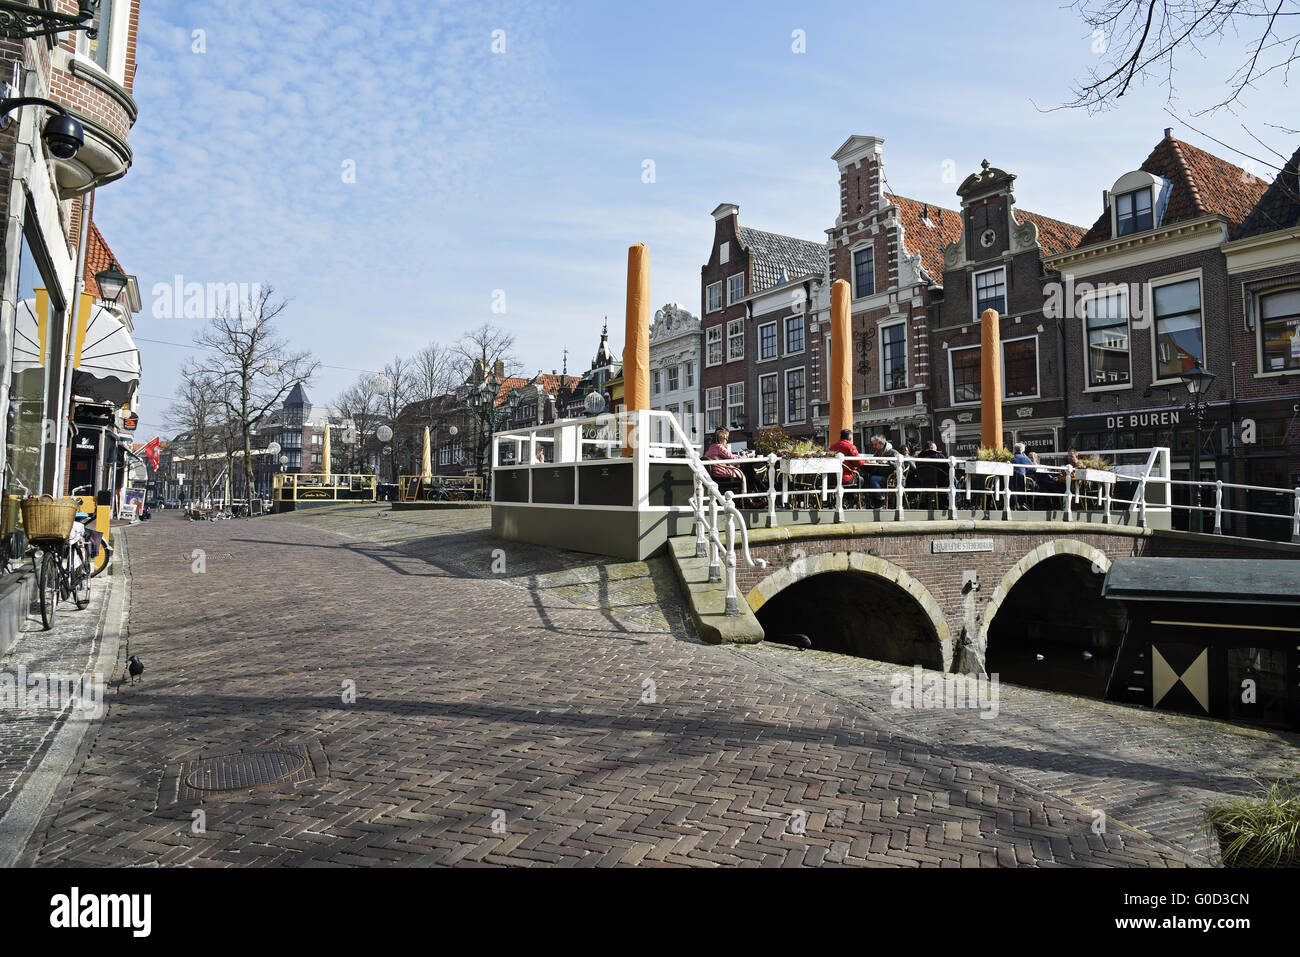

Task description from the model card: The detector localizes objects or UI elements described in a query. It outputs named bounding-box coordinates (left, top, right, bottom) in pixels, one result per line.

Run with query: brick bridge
left=726, top=521, right=1300, bottom=673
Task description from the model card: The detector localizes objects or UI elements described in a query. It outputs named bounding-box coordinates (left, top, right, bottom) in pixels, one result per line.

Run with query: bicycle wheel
left=38, top=549, right=59, bottom=629
left=72, top=543, right=90, bottom=609
left=91, top=539, right=113, bottom=578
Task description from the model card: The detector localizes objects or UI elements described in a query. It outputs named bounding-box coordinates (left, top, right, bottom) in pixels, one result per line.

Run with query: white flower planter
left=781, top=457, right=841, bottom=477
left=966, top=460, right=1014, bottom=478
left=1075, top=468, right=1116, bottom=486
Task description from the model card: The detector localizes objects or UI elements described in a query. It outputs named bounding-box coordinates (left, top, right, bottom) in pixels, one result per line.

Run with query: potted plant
left=753, top=426, right=792, bottom=457
left=968, top=446, right=1014, bottom=477
left=1204, top=778, right=1300, bottom=868
left=1073, top=455, right=1116, bottom=487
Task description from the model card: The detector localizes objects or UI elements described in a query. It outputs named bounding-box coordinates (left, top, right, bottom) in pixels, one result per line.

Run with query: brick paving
left=17, top=504, right=1298, bottom=866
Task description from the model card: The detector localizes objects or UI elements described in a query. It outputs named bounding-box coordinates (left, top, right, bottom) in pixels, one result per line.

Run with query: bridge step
left=667, top=537, right=764, bottom=645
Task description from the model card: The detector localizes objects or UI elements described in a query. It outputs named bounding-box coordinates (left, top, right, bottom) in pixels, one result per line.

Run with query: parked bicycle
left=22, top=493, right=95, bottom=630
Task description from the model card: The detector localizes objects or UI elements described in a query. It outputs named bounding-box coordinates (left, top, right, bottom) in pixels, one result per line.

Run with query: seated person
left=1010, top=442, right=1033, bottom=508
left=704, top=428, right=766, bottom=492
left=827, top=429, right=861, bottom=487
left=1032, top=449, right=1075, bottom=497
left=863, top=435, right=898, bottom=506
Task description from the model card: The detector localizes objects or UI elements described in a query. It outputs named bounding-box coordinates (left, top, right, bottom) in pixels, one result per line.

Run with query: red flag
left=142, top=436, right=160, bottom=470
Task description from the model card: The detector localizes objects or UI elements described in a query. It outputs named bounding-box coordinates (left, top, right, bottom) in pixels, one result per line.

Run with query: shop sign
left=1105, top=411, right=1181, bottom=429
left=1017, top=431, right=1057, bottom=454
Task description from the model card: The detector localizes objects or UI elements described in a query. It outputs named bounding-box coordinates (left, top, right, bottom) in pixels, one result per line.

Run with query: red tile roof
left=1012, top=208, right=1087, bottom=257
left=885, top=194, right=963, bottom=281
left=1075, top=135, right=1269, bottom=248
left=83, top=221, right=118, bottom=293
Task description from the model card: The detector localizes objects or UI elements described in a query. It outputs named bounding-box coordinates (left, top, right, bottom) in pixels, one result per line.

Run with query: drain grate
left=177, top=744, right=315, bottom=800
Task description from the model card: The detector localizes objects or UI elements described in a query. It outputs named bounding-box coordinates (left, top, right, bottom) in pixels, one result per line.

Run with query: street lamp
left=0, top=0, right=100, bottom=40
left=1180, top=361, right=1217, bottom=533
left=94, top=259, right=128, bottom=303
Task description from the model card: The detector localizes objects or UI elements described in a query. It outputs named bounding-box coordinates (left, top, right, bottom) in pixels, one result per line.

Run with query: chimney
left=1164, top=127, right=1173, bottom=139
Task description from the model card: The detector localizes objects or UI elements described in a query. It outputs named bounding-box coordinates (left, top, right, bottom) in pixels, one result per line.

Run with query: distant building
left=648, top=303, right=702, bottom=446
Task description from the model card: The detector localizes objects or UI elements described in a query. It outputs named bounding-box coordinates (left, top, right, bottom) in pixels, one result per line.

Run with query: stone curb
left=667, top=537, right=764, bottom=645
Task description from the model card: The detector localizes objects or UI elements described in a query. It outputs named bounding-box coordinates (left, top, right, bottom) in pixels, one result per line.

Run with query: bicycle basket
left=20, top=497, right=77, bottom=543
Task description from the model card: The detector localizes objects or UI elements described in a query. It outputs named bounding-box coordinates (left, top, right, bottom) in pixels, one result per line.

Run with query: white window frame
left=705, top=325, right=723, bottom=367
left=972, top=266, right=1007, bottom=320
left=726, top=381, right=745, bottom=428
left=879, top=320, right=908, bottom=392
left=1255, top=285, right=1300, bottom=376
left=719, top=241, right=730, bottom=264
left=706, top=282, right=723, bottom=314
left=1149, top=268, right=1205, bottom=387
left=759, top=372, right=779, bottom=426
left=666, top=365, right=679, bottom=392
left=784, top=314, right=805, bottom=355
left=1080, top=286, right=1132, bottom=392
left=851, top=243, right=875, bottom=300
left=705, top=386, right=723, bottom=432
left=727, top=272, right=746, bottom=306
left=948, top=344, right=981, bottom=407
left=651, top=369, right=662, bottom=395
left=727, top=318, right=745, bottom=362
left=1115, top=186, right=1154, bottom=237
left=684, top=360, right=695, bottom=388
left=784, top=366, right=807, bottom=425
left=1001, top=334, right=1041, bottom=401
left=758, top=321, right=779, bottom=362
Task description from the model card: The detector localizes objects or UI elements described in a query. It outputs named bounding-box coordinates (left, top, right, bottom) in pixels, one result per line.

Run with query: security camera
left=42, top=113, right=84, bottom=160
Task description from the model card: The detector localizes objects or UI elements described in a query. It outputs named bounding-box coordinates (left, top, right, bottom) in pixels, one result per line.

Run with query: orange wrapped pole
left=623, top=243, right=650, bottom=455
left=829, top=279, right=853, bottom=443
left=980, top=308, right=1003, bottom=450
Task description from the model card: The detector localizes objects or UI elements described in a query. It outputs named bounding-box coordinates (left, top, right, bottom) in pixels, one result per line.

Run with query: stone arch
left=747, top=551, right=953, bottom=670
left=974, top=538, right=1113, bottom=666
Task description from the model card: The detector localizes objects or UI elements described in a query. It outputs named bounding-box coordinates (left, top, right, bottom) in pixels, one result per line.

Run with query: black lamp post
left=470, top=375, right=505, bottom=494
left=1180, top=361, right=1216, bottom=533
left=95, top=259, right=128, bottom=303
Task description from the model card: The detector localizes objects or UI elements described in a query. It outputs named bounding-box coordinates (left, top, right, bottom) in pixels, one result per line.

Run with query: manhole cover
left=178, top=744, right=315, bottom=799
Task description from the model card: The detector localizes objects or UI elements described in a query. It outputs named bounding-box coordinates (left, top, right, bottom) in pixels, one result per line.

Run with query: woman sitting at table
left=704, top=428, right=766, bottom=492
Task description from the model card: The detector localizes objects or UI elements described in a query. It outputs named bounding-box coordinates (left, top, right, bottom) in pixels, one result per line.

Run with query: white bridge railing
left=491, top=413, right=1300, bottom=616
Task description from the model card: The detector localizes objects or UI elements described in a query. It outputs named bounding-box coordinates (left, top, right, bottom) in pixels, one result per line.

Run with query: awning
left=72, top=299, right=141, bottom=406
left=1102, top=558, right=1300, bottom=606
left=13, top=293, right=142, bottom=405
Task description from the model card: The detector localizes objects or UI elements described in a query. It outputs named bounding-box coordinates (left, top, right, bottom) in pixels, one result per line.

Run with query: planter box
left=1075, top=468, right=1116, bottom=486
left=966, top=460, right=1014, bottom=478
left=781, top=457, right=840, bottom=476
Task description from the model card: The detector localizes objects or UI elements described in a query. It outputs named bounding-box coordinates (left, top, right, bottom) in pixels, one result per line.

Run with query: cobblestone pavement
left=19, top=504, right=1299, bottom=867
left=0, top=565, right=116, bottom=825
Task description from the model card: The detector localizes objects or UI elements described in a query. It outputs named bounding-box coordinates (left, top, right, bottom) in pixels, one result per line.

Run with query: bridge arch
left=747, top=551, right=952, bottom=670
left=975, top=538, right=1119, bottom=691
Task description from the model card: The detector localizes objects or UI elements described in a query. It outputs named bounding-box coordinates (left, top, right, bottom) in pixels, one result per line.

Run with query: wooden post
left=829, top=279, right=853, bottom=443
left=623, top=244, right=650, bottom=456
left=980, top=308, right=1003, bottom=450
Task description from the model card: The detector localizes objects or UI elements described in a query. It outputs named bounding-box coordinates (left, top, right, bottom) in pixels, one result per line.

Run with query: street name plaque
left=931, top=539, right=994, bottom=553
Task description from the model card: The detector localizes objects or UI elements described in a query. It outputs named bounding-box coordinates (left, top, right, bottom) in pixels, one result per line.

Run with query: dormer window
left=1116, top=188, right=1153, bottom=236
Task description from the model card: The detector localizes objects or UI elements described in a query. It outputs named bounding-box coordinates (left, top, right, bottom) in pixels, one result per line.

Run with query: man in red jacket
left=827, top=429, right=861, bottom=486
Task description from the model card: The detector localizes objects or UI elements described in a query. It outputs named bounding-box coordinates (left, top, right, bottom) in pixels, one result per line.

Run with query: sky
left=98, top=0, right=1297, bottom=439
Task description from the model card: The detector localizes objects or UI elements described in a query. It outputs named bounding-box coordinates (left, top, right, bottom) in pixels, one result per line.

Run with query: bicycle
left=28, top=495, right=94, bottom=629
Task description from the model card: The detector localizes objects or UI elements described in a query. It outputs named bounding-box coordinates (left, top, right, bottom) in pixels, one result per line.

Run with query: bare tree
left=184, top=286, right=319, bottom=507
left=164, top=374, right=219, bottom=501
left=1063, top=0, right=1300, bottom=114
left=334, top=374, right=384, bottom=474
left=455, top=322, right=518, bottom=382
left=377, top=356, right=416, bottom=481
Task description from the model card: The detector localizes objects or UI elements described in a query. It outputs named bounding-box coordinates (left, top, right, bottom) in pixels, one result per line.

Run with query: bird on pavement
left=127, top=655, right=144, bottom=684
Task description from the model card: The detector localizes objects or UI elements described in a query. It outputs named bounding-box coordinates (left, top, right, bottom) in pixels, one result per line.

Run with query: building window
left=719, top=241, right=730, bottom=264
left=79, top=0, right=113, bottom=71
left=311, top=433, right=322, bottom=446
left=1259, top=288, right=1300, bottom=372
left=311, top=453, right=322, bottom=466
left=727, top=273, right=745, bottom=305
left=759, top=322, right=778, bottom=361
left=726, top=382, right=744, bottom=427
left=706, top=282, right=723, bottom=313
left=1002, top=337, right=1038, bottom=399
left=1153, top=277, right=1203, bottom=381
left=684, top=360, right=694, bottom=387
left=1084, top=290, right=1130, bottom=386
left=881, top=323, right=906, bottom=391
left=950, top=345, right=981, bottom=404
left=666, top=365, right=679, bottom=391
left=1116, top=187, right=1153, bottom=236
left=785, top=315, right=804, bottom=354
left=706, top=325, right=723, bottom=366
left=853, top=247, right=875, bottom=299
left=727, top=318, right=744, bottom=361
left=759, top=373, right=778, bottom=426
left=705, top=386, right=723, bottom=432
left=974, top=267, right=1006, bottom=318
left=785, top=368, right=806, bottom=424
left=651, top=370, right=661, bottom=395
